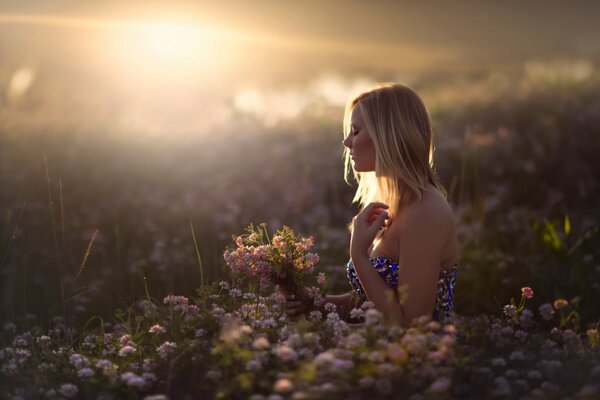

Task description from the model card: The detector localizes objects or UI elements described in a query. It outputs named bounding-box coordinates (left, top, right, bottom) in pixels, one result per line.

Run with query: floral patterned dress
left=346, top=256, right=458, bottom=322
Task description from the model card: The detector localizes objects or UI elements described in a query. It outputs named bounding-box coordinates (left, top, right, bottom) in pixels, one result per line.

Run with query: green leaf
left=564, top=215, right=571, bottom=236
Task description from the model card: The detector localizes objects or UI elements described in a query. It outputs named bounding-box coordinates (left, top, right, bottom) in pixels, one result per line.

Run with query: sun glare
left=108, top=20, right=229, bottom=85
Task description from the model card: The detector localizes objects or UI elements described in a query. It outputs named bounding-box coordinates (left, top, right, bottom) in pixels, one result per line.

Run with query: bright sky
left=1, top=0, right=599, bottom=136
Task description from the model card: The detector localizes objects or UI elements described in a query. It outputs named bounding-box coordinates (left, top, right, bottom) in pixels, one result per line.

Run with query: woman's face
left=343, top=104, right=376, bottom=172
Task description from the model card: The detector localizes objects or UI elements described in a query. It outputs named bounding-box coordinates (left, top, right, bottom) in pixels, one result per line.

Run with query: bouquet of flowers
left=223, top=223, right=325, bottom=300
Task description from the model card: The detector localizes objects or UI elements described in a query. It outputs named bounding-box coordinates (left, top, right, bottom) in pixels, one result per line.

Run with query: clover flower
left=77, top=367, right=94, bottom=378
left=156, top=342, right=177, bottom=359
left=274, top=345, right=297, bottom=362
left=521, top=286, right=534, bottom=299
left=118, top=345, right=136, bottom=357
left=539, top=303, right=555, bottom=320
left=148, top=324, right=166, bottom=334
left=121, top=372, right=146, bottom=389
left=59, top=383, right=78, bottom=398
left=317, top=272, right=327, bottom=285
left=553, top=299, right=568, bottom=310
left=429, top=376, right=451, bottom=392
left=119, top=334, right=133, bottom=346
left=503, top=304, right=516, bottom=318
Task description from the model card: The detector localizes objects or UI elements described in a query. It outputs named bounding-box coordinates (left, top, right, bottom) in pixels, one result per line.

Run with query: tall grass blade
left=75, top=229, right=98, bottom=281
left=0, top=200, right=26, bottom=269
left=189, top=219, right=204, bottom=287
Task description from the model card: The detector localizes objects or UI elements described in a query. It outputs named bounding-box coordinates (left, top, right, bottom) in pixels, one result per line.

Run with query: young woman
left=286, top=83, right=458, bottom=327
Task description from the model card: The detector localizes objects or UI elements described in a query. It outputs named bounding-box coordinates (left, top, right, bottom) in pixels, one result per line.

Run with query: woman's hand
left=350, top=202, right=389, bottom=258
left=279, top=287, right=312, bottom=320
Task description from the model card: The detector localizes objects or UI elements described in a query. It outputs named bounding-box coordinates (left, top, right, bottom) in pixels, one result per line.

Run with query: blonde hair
left=343, top=83, right=446, bottom=229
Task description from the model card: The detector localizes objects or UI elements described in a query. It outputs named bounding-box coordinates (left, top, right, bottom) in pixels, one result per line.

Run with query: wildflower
left=429, top=376, right=451, bottom=392
left=252, top=337, right=270, bottom=350
left=514, top=330, right=528, bottom=341
left=387, top=343, right=406, bottom=362
left=59, top=383, right=78, bottom=398
left=95, top=359, right=114, bottom=369
left=195, top=328, right=205, bottom=338
left=69, top=353, right=88, bottom=368
left=121, top=372, right=146, bottom=389
left=562, top=329, right=578, bottom=342
left=77, top=367, right=94, bottom=378
left=218, top=281, right=230, bottom=290
left=317, top=272, right=327, bottom=285
left=519, top=309, right=534, bottom=328
left=349, top=308, right=364, bottom=320
left=144, top=395, right=169, bottom=400
left=443, top=324, right=457, bottom=334
left=119, top=334, right=133, bottom=346
left=156, top=342, right=177, bottom=359
left=36, top=335, right=51, bottom=347
left=163, top=295, right=189, bottom=307
left=230, top=288, right=242, bottom=297
left=509, top=350, right=525, bottom=361
left=365, top=308, right=383, bottom=325
left=148, top=324, right=166, bottom=334
left=240, top=325, right=253, bottom=335
left=491, top=357, right=506, bottom=367
left=503, top=304, right=516, bottom=318
left=521, top=286, right=534, bottom=299
left=324, top=303, right=336, bottom=313
left=527, top=370, right=542, bottom=380
left=359, top=376, right=375, bottom=388
left=539, top=303, right=555, bottom=320
left=553, top=299, right=568, bottom=310
left=273, top=378, right=294, bottom=393
left=361, top=301, right=375, bottom=310
left=185, top=305, right=200, bottom=316
left=491, top=377, right=510, bottom=396
left=274, top=345, right=297, bottom=362
left=119, top=345, right=136, bottom=357
left=345, top=333, right=365, bottom=350
left=308, top=310, right=323, bottom=321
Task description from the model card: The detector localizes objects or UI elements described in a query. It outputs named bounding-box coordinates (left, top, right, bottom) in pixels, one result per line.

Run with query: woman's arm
left=351, top=201, right=452, bottom=326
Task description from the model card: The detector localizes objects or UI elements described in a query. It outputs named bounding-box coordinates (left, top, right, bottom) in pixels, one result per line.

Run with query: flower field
left=1, top=71, right=600, bottom=398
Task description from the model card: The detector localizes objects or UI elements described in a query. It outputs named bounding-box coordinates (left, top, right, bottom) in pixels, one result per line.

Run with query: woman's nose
left=343, top=136, right=352, bottom=148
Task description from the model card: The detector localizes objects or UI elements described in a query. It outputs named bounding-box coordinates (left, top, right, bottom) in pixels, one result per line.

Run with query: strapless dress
left=346, top=256, right=458, bottom=322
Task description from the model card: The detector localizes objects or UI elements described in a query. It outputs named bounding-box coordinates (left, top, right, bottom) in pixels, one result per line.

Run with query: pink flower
left=317, top=272, right=327, bottom=285
left=185, top=305, right=200, bottom=316
left=163, top=295, right=189, bottom=306
left=156, top=341, right=177, bottom=359
left=119, top=334, right=132, bottom=346
left=521, top=287, right=534, bottom=299
left=148, top=324, right=166, bottom=334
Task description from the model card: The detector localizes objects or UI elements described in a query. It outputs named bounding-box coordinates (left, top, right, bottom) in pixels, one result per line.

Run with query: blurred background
left=1, top=1, right=599, bottom=327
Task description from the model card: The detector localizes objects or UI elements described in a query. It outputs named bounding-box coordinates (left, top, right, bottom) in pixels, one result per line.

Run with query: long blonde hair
left=343, top=83, right=446, bottom=229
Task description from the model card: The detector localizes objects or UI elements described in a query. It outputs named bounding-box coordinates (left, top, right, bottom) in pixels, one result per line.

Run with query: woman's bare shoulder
left=402, top=187, right=454, bottom=231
